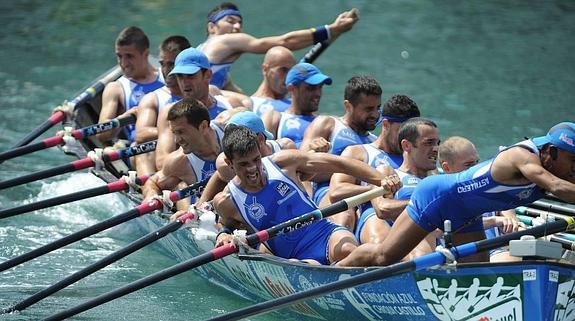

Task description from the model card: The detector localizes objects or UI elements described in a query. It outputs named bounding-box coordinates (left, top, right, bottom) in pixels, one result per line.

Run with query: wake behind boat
left=3, top=64, right=575, bottom=321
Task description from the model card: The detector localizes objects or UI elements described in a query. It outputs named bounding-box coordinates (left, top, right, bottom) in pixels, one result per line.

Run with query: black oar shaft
left=209, top=218, right=573, bottom=321
left=0, top=159, right=92, bottom=190
left=0, top=114, right=136, bottom=163
left=5, top=220, right=183, bottom=313
left=529, top=200, right=575, bottom=216
left=0, top=140, right=156, bottom=191
left=43, top=186, right=386, bottom=321
left=9, top=112, right=65, bottom=149
left=0, top=137, right=61, bottom=162
left=0, top=175, right=148, bottom=220
left=0, top=209, right=140, bottom=273
left=0, top=185, right=109, bottom=219
left=44, top=249, right=217, bottom=321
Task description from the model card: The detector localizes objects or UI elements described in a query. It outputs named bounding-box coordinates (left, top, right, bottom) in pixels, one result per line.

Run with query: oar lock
left=57, top=126, right=78, bottom=151
left=509, top=235, right=563, bottom=260
left=87, top=148, right=106, bottom=170
left=121, top=171, right=139, bottom=193
left=54, top=100, right=75, bottom=121
left=232, top=229, right=249, bottom=253
left=161, top=190, right=175, bottom=213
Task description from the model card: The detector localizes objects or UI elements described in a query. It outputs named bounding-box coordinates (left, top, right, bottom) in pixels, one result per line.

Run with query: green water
left=0, top=1, right=574, bottom=320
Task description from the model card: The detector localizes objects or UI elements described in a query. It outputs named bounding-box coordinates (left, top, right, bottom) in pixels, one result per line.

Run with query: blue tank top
left=226, top=157, right=338, bottom=262
left=197, top=41, right=232, bottom=89
left=251, top=96, right=291, bottom=116
left=277, top=113, right=316, bottom=148
left=394, top=169, right=424, bottom=200
left=185, top=122, right=224, bottom=182
left=208, top=95, right=232, bottom=120
left=154, top=86, right=180, bottom=112
left=329, top=118, right=377, bottom=156
left=362, top=144, right=403, bottom=169
left=453, top=140, right=546, bottom=212
left=118, top=75, right=164, bottom=142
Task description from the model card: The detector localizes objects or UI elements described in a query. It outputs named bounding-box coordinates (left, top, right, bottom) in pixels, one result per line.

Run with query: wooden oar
left=0, top=178, right=208, bottom=273
left=6, top=66, right=122, bottom=150
left=0, top=114, right=136, bottom=163
left=2, top=211, right=199, bottom=314
left=0, top=173, right=151, bottom=220
left=42, top=186, right=387, bottom=321
left=208, top=217, right=575, bottom=321
left=0, top=140, right=156, bottom=190
left=301, top=8, right=359, bottom=63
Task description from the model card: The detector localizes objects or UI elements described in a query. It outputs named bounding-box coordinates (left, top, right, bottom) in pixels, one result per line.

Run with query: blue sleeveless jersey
left=118, top=75, right=164, bottom=142
left=407, top=140, right=546, bottom=232
left=277, top=113, right=316, bottom=148
left=226, top=157, right=340, bottom=264
left=251, top=96, right=291, bottom=116
left=313, top=118, right=377, bottom=204
left=185, top=123, right=224, bottom=200
left=154, top=86, right=180, bottom=112
left=209, top=63, right=232, bottom=89
left=209, top=95, right=233, bottom=120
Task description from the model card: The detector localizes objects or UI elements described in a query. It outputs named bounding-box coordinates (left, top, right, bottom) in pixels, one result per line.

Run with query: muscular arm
left=97, top=82, right=124, bottom=144
left=299, top=115, right=335, bottom=152
left=206, top=10, right=358, bottom=63
left=135, top=92, right=159, bottom=144
left=500, top=148, right=575, bottom=203
left=277, top=137, right=297, bottom=150
left=329, top=145, right=372, bottom=202
left=197, top=154, right=236, bottom=204
left=142, top=150, right=196, bottom=199
left=213, top=189, right=248, bottom=230
left=262, top=110, right=281, bottom=138
left=155, top=103, right=177, bottom=170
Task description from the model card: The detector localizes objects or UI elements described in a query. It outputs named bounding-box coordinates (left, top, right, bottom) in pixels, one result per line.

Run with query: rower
left=299, top=75, right=382, bottom=229
left=334, top=117, right=438, bottom=251
left=195, top=111, right=295, bottom=206
left=262, top=62, right=332, bottom=148
left=439, top=136, right=523, bottom=262
left=338, top=122, right=575, bottom=267
left=97, top=26, right=164, bottom=145
left=133, top=35, right=191, bottom=176
left=155, top=47, right=237, bottom=170
left=197, top=3, right=359, bottom=92
left=248, top=46, right=295, bottom=116
left=212, top=125, right=401, bottom=265
left=142, top=98, right=224, bottom=212
left=329, top=94, right=421, bottom=236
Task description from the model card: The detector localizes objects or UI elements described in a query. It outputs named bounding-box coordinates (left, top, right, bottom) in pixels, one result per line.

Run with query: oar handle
left=530, top=200, right=575, bottom=216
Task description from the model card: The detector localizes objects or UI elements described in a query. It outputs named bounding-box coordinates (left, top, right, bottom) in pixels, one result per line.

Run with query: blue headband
left=209, top=9, right=242, bottom=24
left=381, top=115, right=413, bottom=123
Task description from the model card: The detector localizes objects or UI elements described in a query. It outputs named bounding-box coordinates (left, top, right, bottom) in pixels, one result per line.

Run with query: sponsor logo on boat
left=457, top=178, right=489, bottom=194
left=298, top=275, right=345, bottom=311
left=340, top=274, right=426, bottom=320
left=416, top=274, right=522, bottom=321
left=554, top=274, right=575, bottom=321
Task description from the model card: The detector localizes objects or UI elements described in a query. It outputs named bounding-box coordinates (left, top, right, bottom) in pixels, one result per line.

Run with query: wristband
left=311, top=25, right=330, bottom=44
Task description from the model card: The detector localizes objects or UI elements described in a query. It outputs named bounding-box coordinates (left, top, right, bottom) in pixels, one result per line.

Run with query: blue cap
left=227, top=111, right=274, bottom=139
left=169, top=47, right=211, bottom=76
left=532, top=122, right=575, bottom=153
left=285, top=63, right=332, bottom=86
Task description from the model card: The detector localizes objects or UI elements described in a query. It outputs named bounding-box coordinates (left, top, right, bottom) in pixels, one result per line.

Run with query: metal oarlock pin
left=443, top=219, right=453, bottom=249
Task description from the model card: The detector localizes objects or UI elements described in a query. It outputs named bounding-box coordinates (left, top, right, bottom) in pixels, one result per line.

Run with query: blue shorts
left=270, top=219, right=347, bottom=265
left=312, top=181, right=330, bottom=205
left=406, top=175, right=484, bottom=233
left=354, top=208, right=376, bottom=243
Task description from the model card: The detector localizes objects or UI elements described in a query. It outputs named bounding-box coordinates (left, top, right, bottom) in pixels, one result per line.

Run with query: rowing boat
left=63, top=65, right=575, bottom=321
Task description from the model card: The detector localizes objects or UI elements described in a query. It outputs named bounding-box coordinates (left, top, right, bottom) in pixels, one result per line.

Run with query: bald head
left=263, top=46, right=295, bottom=66
left=262, top=46, right=295, bottom=97
left=439, top=136, right=480, bottom=173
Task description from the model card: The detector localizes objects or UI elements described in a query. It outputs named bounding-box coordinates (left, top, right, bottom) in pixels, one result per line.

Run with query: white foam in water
left=35, top=173, right=135, bottom=227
